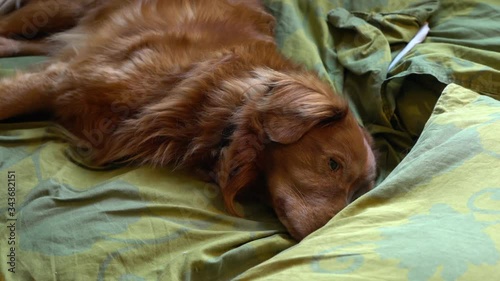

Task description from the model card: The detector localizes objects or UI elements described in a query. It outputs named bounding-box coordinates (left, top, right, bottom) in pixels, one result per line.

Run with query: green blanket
left=1, top=0, right=500, bottom=280
left=237, top=83, right=500, bottom=280
left=265, top=0, right=500, bottom=179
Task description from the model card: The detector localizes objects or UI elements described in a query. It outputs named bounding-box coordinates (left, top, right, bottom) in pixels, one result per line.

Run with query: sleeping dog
left=0, top=0, right=377, bottom=240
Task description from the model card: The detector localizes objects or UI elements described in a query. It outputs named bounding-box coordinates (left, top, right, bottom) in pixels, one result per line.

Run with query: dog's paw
left=0, top=36, right=20, bottom=57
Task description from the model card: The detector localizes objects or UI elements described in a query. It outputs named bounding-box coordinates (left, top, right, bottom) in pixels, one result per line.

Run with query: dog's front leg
left=0, top=62, right=67, bottom=120
left=0, top=36, right=55, bottom=57
left=0, top=0, right=81, bottom=38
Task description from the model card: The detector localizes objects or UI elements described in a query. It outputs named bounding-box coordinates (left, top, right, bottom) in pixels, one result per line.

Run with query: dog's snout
left=272, top=193, right=348, bottom=240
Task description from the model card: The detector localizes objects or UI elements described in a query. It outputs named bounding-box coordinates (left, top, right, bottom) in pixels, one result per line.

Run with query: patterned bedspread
left=1, top=0, right=499, bottom=280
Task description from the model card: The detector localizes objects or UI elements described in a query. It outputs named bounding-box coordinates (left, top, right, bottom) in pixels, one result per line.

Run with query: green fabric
left=264, top=0, right=500, bottom=179
left=1, top=0, right=500, bottom=280
left=0, top=56, right=46, bottom=76
left=0, top=122, right=292, bottom=280
left=235, top=83, right=500, bottom=281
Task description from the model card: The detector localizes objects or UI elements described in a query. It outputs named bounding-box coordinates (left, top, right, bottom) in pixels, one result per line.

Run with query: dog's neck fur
left=83, top=42, right=303, bottom=213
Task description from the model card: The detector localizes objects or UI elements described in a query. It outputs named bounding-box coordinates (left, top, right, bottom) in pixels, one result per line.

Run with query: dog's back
left=50, top=0, right=276, bottom=60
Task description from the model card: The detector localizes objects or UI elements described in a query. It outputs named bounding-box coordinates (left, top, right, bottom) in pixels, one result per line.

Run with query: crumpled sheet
left=264, top=0, right=500, bottom=179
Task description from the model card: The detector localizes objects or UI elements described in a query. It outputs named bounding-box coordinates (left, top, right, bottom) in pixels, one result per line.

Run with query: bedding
left=235, top=83, right=500, bottom=280
left=1, top=0, right=499, bottom=280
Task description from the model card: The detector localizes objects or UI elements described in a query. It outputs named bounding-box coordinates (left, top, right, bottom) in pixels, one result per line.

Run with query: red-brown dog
left=0, top=0, right=377, bottom=240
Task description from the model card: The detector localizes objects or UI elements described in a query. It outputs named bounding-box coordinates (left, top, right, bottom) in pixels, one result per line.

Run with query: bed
left=1, top=0, right=499, bottom=280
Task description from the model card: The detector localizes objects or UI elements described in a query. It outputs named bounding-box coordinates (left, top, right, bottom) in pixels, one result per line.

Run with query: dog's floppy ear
left=258, top=70, right=348, bottom=144
left=217, top=70, right=349, bottom=215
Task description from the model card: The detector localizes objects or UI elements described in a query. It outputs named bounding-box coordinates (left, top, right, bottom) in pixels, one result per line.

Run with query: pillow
left=236, top=83, right=500, bottom=281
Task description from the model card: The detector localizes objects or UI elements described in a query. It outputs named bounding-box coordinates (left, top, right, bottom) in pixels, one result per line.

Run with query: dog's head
left=218, top=69, right=377, bottom=240
left=263, top=109, right=377, bottom=240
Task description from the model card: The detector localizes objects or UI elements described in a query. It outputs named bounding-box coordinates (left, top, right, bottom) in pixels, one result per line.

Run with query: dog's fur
left=0, top=0, right=377, bottom=240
